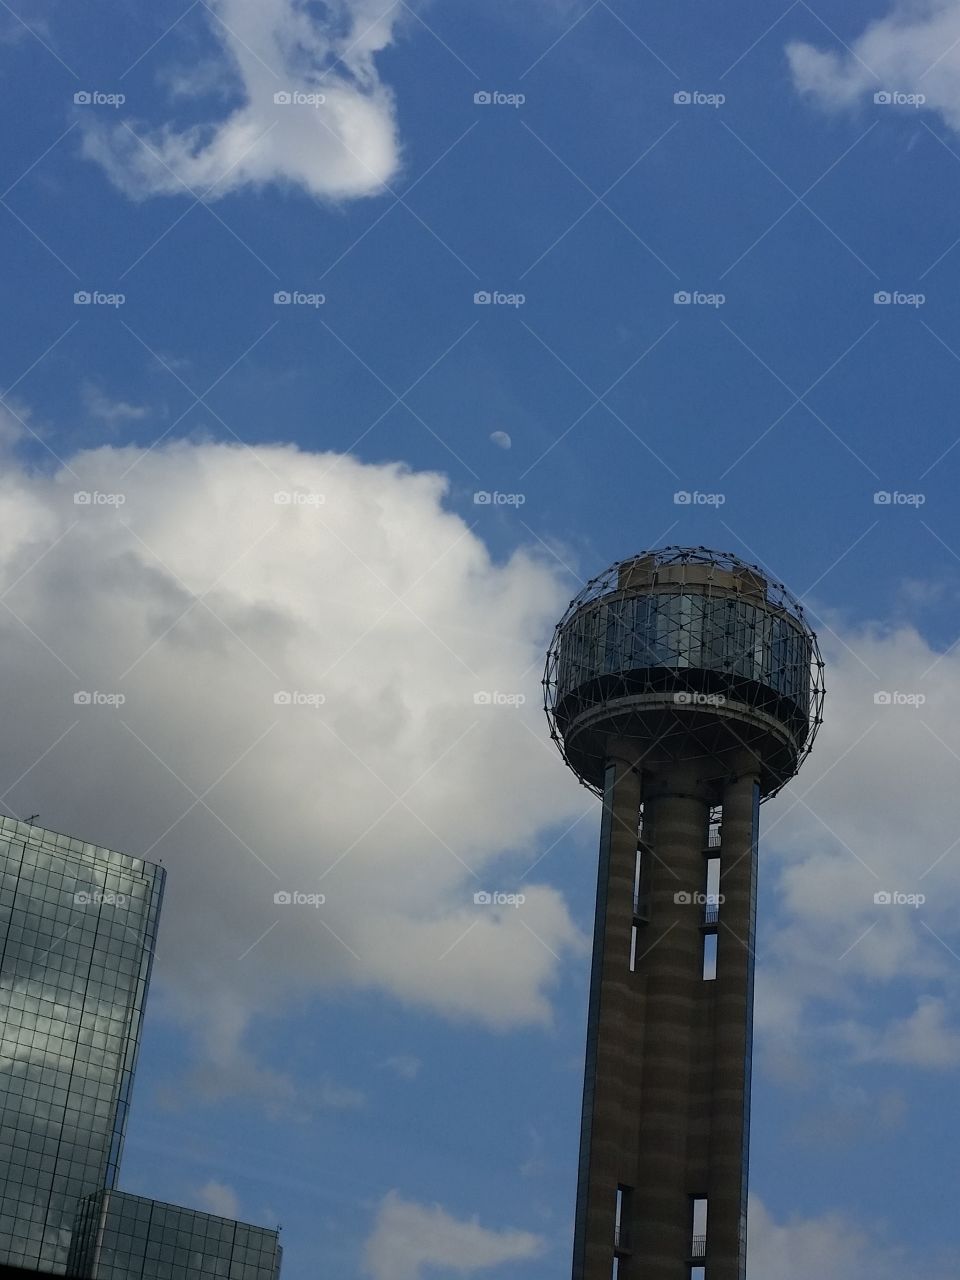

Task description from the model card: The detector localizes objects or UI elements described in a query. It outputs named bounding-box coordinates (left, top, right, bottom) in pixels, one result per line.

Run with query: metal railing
left=702, top=903, right=719, bottom=926
left=614, top=1225, right=630, bottom=1253
left=690, top=1233, right=707, bottom=1259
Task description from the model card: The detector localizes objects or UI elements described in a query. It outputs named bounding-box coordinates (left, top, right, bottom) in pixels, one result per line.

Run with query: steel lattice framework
left=543, top=546, right=825, bottom=799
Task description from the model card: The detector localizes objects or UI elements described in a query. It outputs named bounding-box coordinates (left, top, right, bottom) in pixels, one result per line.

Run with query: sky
left=2, top=0, right=960, bottom=1276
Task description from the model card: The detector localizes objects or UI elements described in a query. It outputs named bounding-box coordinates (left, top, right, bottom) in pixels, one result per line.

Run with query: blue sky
left=3, top=1, right=960, bottom=1277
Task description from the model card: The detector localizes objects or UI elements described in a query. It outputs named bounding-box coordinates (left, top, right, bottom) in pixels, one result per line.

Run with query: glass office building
left=0, top=816, right=164, bottom=1273
left=68, top=1191, right=282, bottom=1280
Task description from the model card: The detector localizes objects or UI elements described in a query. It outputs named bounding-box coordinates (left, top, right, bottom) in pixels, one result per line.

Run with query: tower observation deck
left=544, top=547, right=824, bottom=1280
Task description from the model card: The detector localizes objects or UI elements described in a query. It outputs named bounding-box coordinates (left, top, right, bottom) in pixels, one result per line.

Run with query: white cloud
left=756, top=614, right=960, bottom=1070
left=381, top=1054, right=422, bottom=1079
left=748, top=1197, right=918, bottom=1280
left=82, top=383, right=149, bottom=425
left=838, top=994, right=960, bottom=1067
left=196, top=1179, right=241, bottom=1219
left=81, top=0, right=405, bottom=201
left=787, top=1, right=960, bottom=131
left=363, top=1191, right=544, bottom=1280
left=0, top=437, right=588, bottom=1099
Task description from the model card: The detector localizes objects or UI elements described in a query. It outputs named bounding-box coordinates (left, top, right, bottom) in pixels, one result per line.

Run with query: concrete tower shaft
left=545, top=548, right=824, bottom=1280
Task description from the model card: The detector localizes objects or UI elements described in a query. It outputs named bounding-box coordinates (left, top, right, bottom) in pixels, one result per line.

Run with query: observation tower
left=544, top=547, right=824, bottom=1280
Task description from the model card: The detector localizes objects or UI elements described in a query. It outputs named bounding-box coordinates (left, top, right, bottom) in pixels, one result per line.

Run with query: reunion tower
left=544, top=547, right=824, bottom=1280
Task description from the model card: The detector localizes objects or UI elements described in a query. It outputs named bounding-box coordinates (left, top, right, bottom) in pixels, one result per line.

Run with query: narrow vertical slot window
left=690, top=1196, right=708, bottom=1259
left=702, top=933, right=717, bottom=981
left=614, top=1184, right=632, bottom=1255
left=704, top=856, right=721, bottom=927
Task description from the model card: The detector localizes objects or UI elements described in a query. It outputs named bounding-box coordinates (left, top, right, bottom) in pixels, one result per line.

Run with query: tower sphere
left=544, top=546, right=825, bottom=798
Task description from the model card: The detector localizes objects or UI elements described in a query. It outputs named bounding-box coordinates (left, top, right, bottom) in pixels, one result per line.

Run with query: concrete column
left=707, top=762, right=760, bottom=1280
left=573, top=748, right=642, bottom=1280
left=629, top=765, right=712, bottom=1279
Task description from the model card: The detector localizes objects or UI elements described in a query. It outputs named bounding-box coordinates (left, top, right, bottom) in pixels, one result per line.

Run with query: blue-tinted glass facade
left=0, top=816, right=164, bottom=1273
left=68, top=1191, right=282, bottom=1280
left=556, top=591, right=812, bottom=708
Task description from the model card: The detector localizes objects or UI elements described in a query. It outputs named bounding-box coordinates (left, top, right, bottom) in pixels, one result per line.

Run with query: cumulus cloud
left=196, top=1180, right=241, bottom=1219
left=0, top=437, right=587, bottom=1099
left=787, top=0, right=960, bottom=130
left=748, top=1197, right=919, bottom=1280
left=363, top=1191, right=544, bottom=1280
left=81, top=0, right=405, bottom=200
left=756, top=613, right=960, bottom=1072
left=82, top=383, right=149, bottom=425
left=838, top=994, right=960, bottom=1067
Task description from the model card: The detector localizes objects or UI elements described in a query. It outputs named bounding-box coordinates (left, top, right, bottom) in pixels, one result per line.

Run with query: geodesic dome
left=543, top=547, right=825, bottom=798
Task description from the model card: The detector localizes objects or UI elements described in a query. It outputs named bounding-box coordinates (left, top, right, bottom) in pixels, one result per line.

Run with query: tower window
left=690, top=1196, right=707, bottom=1258
left=702, top=932, right=717, bottom=981
left=614, top=1184, right=632, bottom=1253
